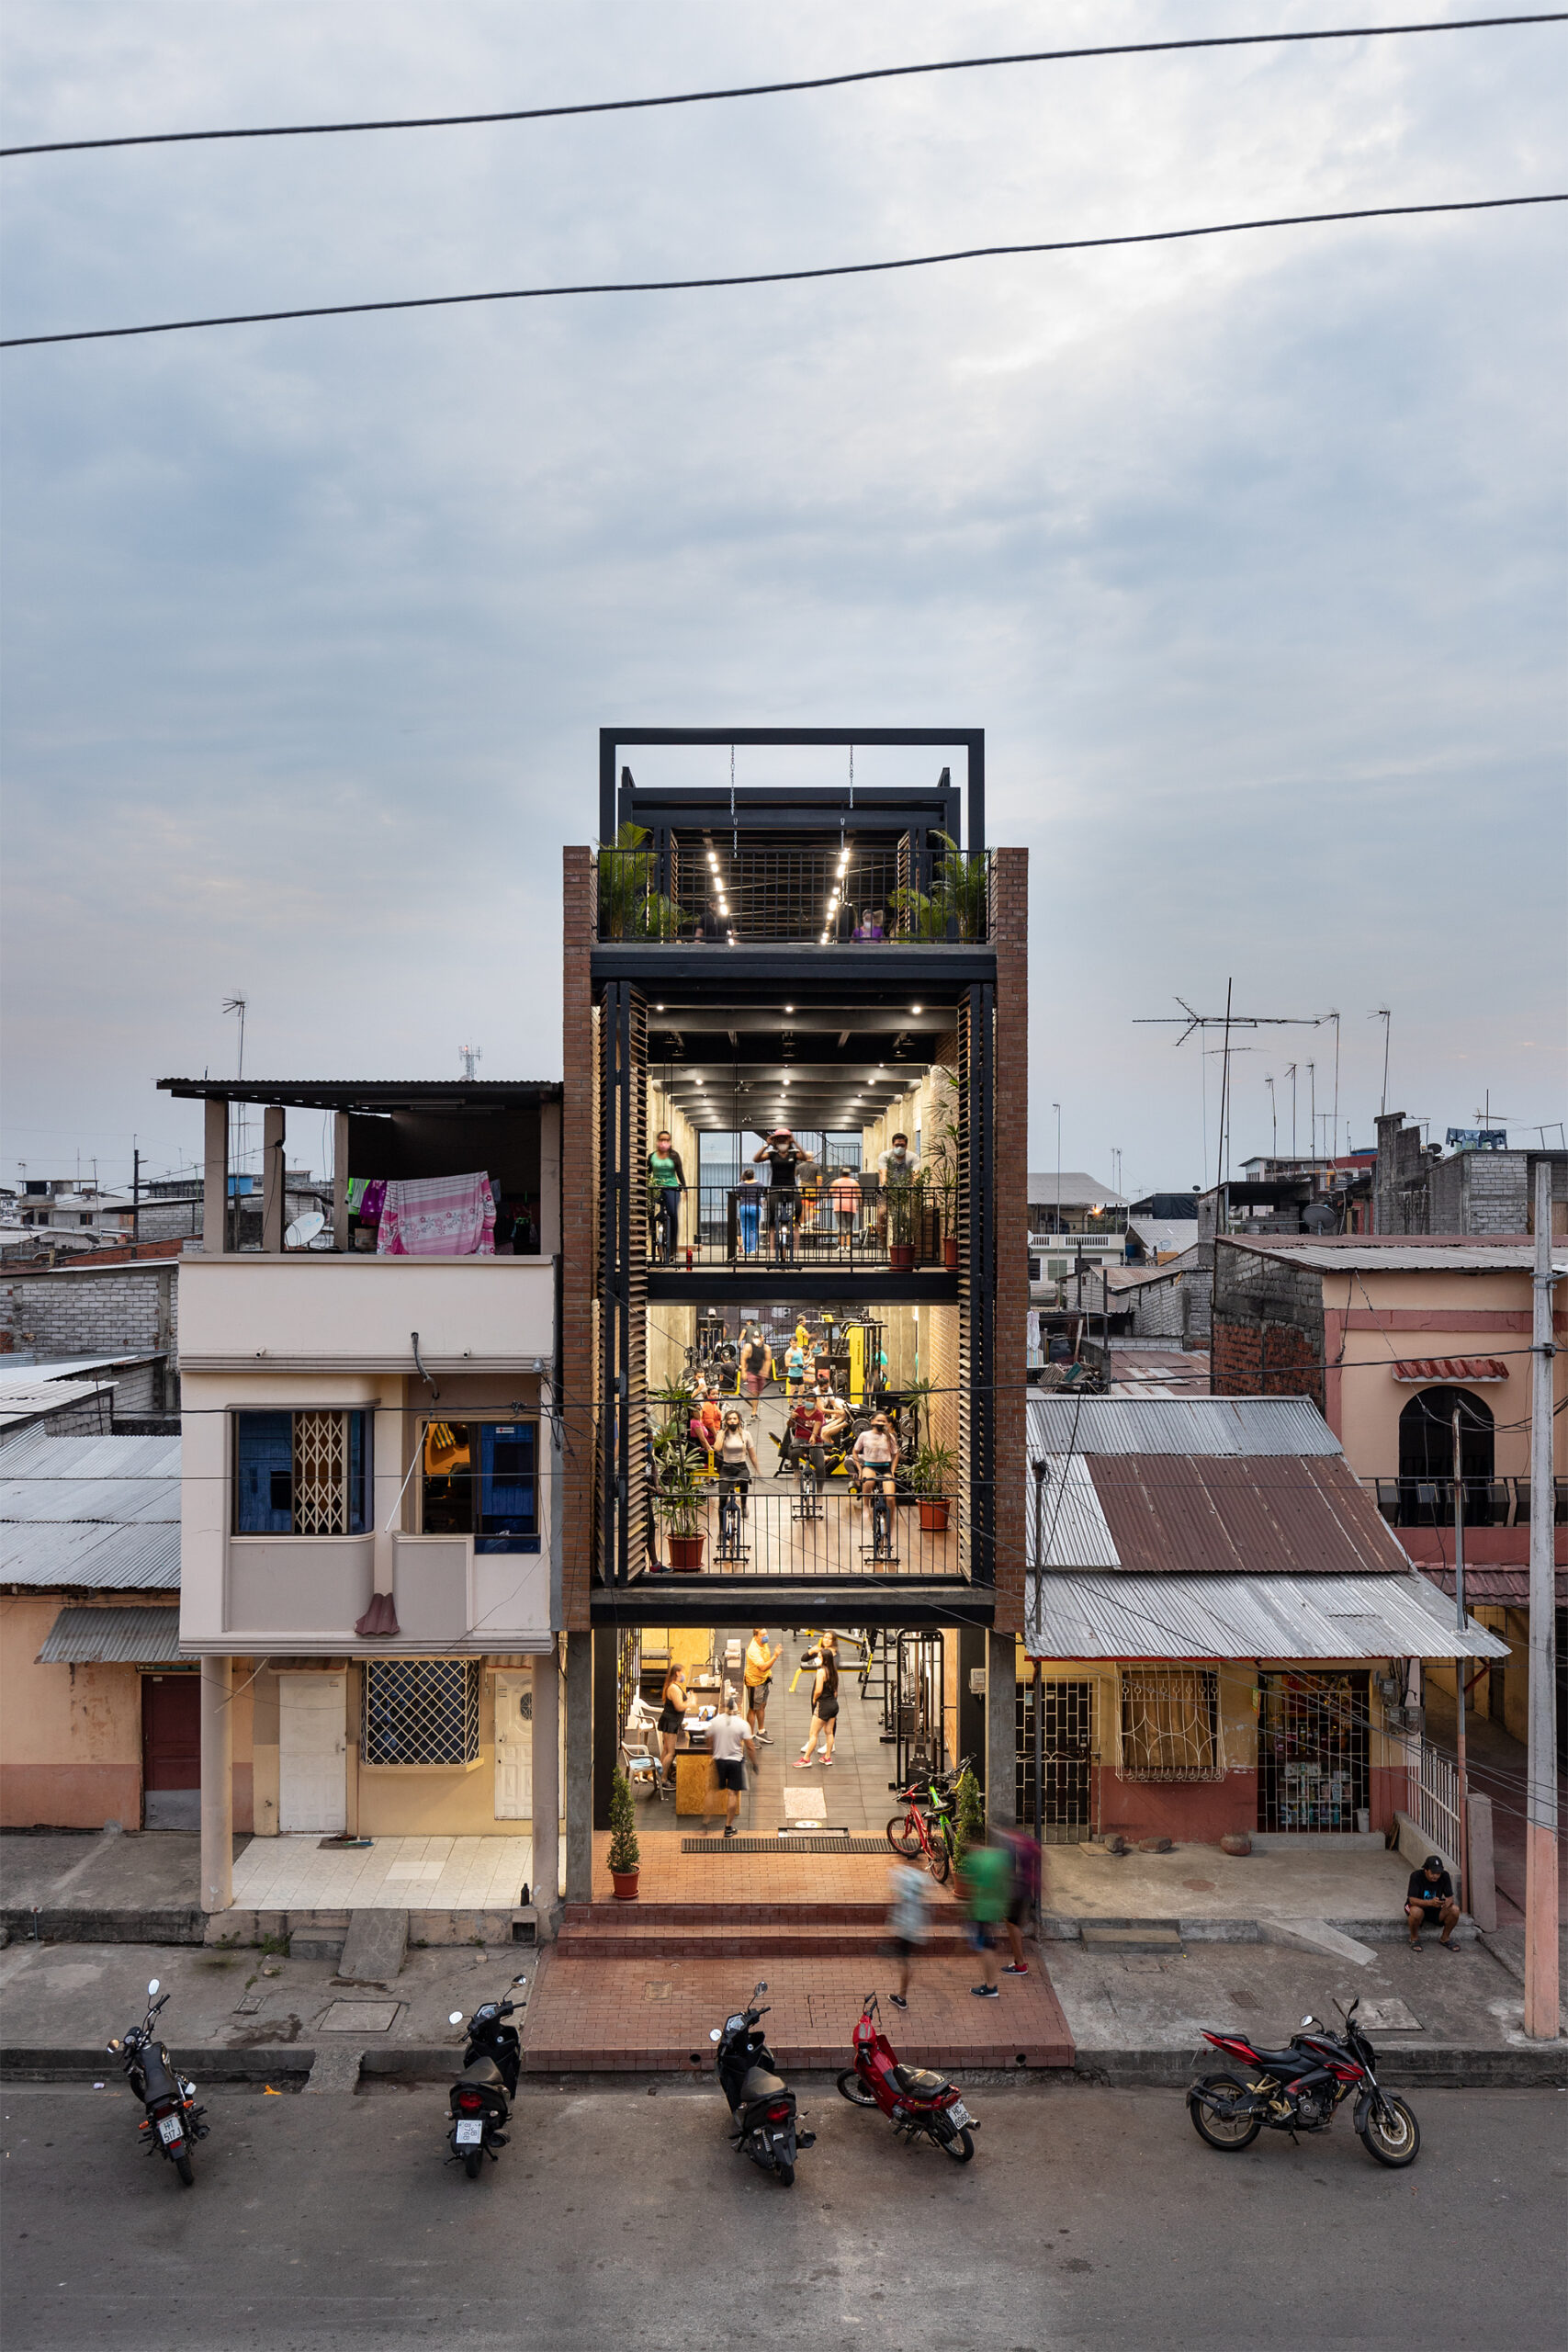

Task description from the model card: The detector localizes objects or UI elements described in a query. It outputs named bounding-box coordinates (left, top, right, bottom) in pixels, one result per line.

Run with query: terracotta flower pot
left=943, top=1237, right=959, bottom=1270
left=889, top=1243, right=916, bottom=1272
left=610, top=1869, right=640, bottom=1901
left=668, top=1532, right=705, bottom=1571
left=918, top=1497, right=951, bottom=1533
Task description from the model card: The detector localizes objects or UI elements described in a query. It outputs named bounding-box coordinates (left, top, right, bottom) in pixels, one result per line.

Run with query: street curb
left=1042, top=1915, right=1483, bottom=1949
left=0, top=2045, right=315, bottom=2086
left=1070, top=2044, right=1568, bottom=2090
left=0, top=1908, right=206, bottom=1948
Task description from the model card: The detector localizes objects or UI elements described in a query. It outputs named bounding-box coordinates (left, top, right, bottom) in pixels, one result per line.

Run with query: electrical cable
left=4, top=14, right=1562, bottom=159
left=5, top=193, right=1562, bottom=350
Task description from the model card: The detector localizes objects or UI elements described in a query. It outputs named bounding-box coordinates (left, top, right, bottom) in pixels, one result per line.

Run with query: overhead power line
left=5, top=192, right=1562, bottom=350
left=3, top=13, right=1563, bottom=159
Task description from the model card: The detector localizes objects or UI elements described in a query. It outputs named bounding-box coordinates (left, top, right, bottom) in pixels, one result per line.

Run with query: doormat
left=317, top=1837, right=374, bottom=1849
left=682, top=1836, right=891, bottom=1855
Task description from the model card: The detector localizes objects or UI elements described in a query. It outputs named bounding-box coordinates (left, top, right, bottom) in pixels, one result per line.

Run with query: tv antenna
left=459, top=1044, right=482, bottom=1080
left=1135, top=989, right=1329, bottom=1186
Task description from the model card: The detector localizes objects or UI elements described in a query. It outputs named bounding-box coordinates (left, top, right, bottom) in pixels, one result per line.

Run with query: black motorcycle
left=708, top=1980, right=813, bottom=2188
left=1189, top=1996, right=1420, bottom=2168
left=106, top=1975, right=208, bottom=2188
left=446, top=1974, right=527, bottom=2178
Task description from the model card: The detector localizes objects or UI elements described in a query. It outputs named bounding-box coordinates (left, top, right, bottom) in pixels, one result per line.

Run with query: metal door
left=891, top=1632, right=946, bottom=1787
left=141, top=1673, right=200, bottom=1830
left=1042, top=1679, right=1094, bottom=1840
left=278, top=1672, right=347, bottom=1834
left=493, top=1670, right=534, bottom=1819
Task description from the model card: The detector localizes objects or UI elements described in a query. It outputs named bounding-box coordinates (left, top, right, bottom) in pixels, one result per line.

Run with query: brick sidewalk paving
left=591, top=1829, right=960, bottom=1905
left=521, top=1947, right=1074, bottom=2072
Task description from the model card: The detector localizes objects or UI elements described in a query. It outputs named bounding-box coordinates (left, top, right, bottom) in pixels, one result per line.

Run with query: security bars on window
left=1117, top=1668, right=1223, bottom=1783
left=361, top=1658, right=480, bottom=1767
left=294, top=1409, right=349, bottom=1535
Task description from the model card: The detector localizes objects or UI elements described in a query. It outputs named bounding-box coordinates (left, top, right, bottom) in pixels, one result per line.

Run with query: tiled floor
left=230, top=1834, right=533, bottom=1913
left=521, top=1948, right=1074, bottom=2071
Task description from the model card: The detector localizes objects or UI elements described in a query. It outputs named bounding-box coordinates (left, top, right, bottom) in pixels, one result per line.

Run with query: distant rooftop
left=159, top=1077, right=561, bottom=1112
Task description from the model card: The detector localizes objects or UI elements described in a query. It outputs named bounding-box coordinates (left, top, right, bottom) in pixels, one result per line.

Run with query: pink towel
left=377, top=1172, right=496, bottom=1258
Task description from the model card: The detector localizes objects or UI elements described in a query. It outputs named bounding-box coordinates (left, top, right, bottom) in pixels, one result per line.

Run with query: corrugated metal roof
left=0, top=1355, right=164, bottom=1388
left=1230, top=1239, right=1567, bottom=1274
left=2, top=1521, right=180, bottom=1589
left=0, top=1382, right=116, bottom=1429
left=1028, top=1396, right=1340, bottom=1456
left=37, top=1604, right=184, bottom=1664
left=1026, top=1572, right=1508, bottom=1661
left=1026, top=1172, right=1126, bottom=1206
left=1031, top=1455, right=1121, bottom=1567
left=1, top=1430, right=181, bottom=1589
left=1088, top=1453, right=1410, bottom=1578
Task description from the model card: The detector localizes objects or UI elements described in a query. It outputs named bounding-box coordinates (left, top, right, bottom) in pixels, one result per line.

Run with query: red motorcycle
left=1189, top=1996, right=1420, bottom=2168
left=836, top=1992, right=977, bottom=2161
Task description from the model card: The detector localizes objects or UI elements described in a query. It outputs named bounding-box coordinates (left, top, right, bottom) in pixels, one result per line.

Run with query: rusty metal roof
left=1087, top=1453, right=1411, bottom=1578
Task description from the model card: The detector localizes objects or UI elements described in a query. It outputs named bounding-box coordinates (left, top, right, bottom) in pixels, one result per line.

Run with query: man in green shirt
left=957, top=1835, right=1014, bottom=1998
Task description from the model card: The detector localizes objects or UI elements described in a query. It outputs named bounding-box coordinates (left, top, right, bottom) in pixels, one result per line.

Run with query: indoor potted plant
left=608, top=1765, right=640, bottom=1899
left=908, top=1440, right=957, bottom=1534
left=886, top=1178, right=919, bottom=1272
left=651, top=1389, right=706, bottom=1570
left=953, top=1763, right=986, bottom=1858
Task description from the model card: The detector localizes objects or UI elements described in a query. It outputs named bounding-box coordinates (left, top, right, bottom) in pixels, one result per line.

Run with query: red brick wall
left=1212, top=1317, right=1325, bottom=1411
left=560, top=847, right=598, bottom=1633
left=991, top=846, right=1029, bottom=1637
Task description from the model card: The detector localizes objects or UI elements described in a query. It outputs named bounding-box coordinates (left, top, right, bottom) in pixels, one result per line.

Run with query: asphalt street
left=3, top=2081, right=1563, bottom=2350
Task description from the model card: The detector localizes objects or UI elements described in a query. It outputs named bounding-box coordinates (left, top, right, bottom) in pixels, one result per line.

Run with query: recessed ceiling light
left=784, top=1003, right=794, bottom=1013
left=910, top=1004, right=923, bottom=1014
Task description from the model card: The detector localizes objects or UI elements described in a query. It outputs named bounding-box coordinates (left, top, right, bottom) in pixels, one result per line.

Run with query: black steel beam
left=648, top=1270, right=959, bottom=1306
left=592, top=946, right=994, bottom=991
left=589, top=1580, right=994, bottom=1630
left=598, top=727, right=985, bottom=850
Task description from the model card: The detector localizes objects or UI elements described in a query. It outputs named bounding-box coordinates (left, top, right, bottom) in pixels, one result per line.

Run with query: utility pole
left=132, top=1145, right=141, bottom=1256
left=1307, top=1063, right=1316, bottom=1160
left=1371, top=1008, right=1392, bottom=1116
left=1265, top=1074, right=1277, bottom=1159
left=1285, top=1063, right=1297, bottom=1158
left=1524, top=1158, right=1560, bottom=2039
left=1452, top=1404, right=1470, bottom=1911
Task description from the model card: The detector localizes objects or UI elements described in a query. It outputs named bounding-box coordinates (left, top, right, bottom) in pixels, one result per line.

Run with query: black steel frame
left=599, top=727, right=985, bottom=852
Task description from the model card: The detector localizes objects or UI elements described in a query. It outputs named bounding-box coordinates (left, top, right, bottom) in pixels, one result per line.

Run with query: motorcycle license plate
left=454, top=2120, right=484, bottom=2146
left=947, top=2102, right=973, bottom=2127
left=157, top=2114, right=184, bottom=2145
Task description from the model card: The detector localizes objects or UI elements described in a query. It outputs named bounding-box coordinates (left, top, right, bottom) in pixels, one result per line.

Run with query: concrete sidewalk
left=0, top=1829, right=247, bottom=1944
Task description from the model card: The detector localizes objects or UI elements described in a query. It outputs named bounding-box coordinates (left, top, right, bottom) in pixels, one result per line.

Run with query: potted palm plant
left=886, top=1179, right=919, bottom=1272
left=651, top=1387, right=706, bottom=1570
left=888, top=832, right=989, bottom=943
left=908, top=1441, right=957, bottom=1534
left=608, top=1765, right=640, bottom=1899
left=597, top=822, right=682, bottom=942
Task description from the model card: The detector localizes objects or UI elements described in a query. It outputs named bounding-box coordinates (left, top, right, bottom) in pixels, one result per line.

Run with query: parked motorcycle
left=446, top=1974, right=528, bottom=2178
left=1188, top=1996, right=1420, bottom=2168
left=708, top=1980, right=814, bottom=2187
left=837, top=1991, right=977, bottom=2160
left=105, top=1975, right=208, bottom=2188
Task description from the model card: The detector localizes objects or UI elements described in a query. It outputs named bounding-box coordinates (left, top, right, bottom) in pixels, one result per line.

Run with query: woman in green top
left=648, top=1130, right=687, bottom=1263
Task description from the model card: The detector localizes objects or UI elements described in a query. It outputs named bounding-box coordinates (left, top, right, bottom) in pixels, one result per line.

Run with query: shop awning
left=37, top=1605, right=184, bottom=1665
left=1026, top=1573, right=1508, bottom=1663
left=1390, top=1357, right=1508, bottom=1383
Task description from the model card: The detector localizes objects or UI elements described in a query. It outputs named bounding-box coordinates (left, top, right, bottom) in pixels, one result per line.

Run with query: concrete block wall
left=1211, top=1241, right=1325, bottom=1407
left=0, top=1266, right=176, bottom=1401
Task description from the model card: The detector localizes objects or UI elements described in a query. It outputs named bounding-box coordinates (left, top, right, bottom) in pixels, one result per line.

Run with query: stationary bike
left=862, top=1474, right=898, bottom=1565
left=716, top=1474, right=750, bottom=1564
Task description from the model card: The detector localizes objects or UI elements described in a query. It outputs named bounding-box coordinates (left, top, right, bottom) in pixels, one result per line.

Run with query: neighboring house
left=162, top=1072, right=562, bottom=1920
left=1027, top=1172, right=1129, bottom=1305
left=1372, top=1116, right=1568, bottom=1238
left=1211, top=1232, right=1568, bottom=1753
left=1104, top=1246, right=1213, bottom=1346
left=0, top=1353, right=171, bottom=1437
left=1023, top=1395, right=1504, bottom=1849
left=2, top=1260, right=178, bottom=1411
left=0, top=1430, right=214, bottom=1830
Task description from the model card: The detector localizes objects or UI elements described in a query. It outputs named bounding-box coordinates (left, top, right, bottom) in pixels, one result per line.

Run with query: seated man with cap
left=1404, top=1855, right=1461, bottom=1951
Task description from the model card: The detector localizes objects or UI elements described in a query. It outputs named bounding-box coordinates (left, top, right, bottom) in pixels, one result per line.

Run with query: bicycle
left=794, top=1447, right=823, bottom=1523
left=716, top=1476, right=749, bottom=1565
left=885, top=1782, right=955, bottom=1883
left=863, top=1477, right=898, bottom=1566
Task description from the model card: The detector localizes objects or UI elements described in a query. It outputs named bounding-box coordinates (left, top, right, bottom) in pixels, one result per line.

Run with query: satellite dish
left=285, top=1210, right=326, bottom=1250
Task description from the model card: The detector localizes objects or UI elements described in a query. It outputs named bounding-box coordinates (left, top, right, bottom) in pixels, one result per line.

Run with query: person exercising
left=852, top=1412, right=900, bottom=1544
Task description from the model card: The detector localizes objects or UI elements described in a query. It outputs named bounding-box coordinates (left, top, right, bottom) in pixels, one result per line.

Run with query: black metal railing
left=646, top=1182, right=955, bottom=1271
left=647, top=1483, right=965, bottom=1580
left=596, top=840, right=989, bottom=945
left=1364, top=1475, right=1568, bottom=1529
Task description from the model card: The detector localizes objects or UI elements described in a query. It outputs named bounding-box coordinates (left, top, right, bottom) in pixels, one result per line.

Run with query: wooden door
left=493, top=1670, right=534, bottom=1820
left=141, top=1674, right=200, bottom=1829
left=278, top=1673, right=347, bottom=1834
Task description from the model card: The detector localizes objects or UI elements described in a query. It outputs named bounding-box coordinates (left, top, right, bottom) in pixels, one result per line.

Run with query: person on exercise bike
left=715, top=1408, right=759, bottom=1555
left=818, top=1389, right=853, bottom=1484
left=787, top=1392, right=826, bottom=1511
left=852, top=1413, right=900, bottom=1553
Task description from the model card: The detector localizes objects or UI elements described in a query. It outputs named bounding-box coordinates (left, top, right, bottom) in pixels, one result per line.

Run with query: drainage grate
left=682, top=1836, right=892, bottom=1855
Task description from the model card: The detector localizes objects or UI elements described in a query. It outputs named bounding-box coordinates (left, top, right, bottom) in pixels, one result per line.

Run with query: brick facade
left=990, top=845, right=1028, bottom=1637
left=1211, top=1239, right=1325, bottom=1410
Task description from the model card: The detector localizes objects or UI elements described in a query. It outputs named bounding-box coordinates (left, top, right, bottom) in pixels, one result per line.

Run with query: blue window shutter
left=477, top=1421, right=537, bottom=1549
left=235, top=1412, right=295, bottom=1533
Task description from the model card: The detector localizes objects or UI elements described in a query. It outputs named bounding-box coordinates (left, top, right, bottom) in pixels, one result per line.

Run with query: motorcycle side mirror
left=708, top=2028, right=722, bottom=2043
left=449, top=2011, right=465, bottom=2026
left=755, top=1981, right=768, bottom=1994
left=513, top=1975, right=527, bottom=1986
left=1302, top=2015, right=1314, bottom=2027
left=147, top=1978, right=160, bottom=1996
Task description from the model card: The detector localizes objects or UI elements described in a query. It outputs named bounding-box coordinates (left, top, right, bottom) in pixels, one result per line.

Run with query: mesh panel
left=294, top=1410, right=348, bottom=1535
left=1118, top=1668, right=1222, bottom=1783
left=361, top=1658, right=480, bottom=1766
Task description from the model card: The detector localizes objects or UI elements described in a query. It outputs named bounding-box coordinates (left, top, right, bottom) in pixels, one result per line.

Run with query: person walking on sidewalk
left=706, top=1694, right=757, bottom=1839
left=744, top=1629, right=779, bottom=1744
left=1404, top=1855, right=1461, bottom=1951
left=957, top=1832, right=1014, bottom=1998
left=797, top=1635, right=840, bottom=1768
left=886, top=1858, right=931, bottom=2009
left=998, top=1826, right=1042, bottom=1975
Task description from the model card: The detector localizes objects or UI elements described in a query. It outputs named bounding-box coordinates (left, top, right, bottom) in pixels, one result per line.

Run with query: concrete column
left=261, top=1107, right=286, bottom=1252
left=532, top=1641, right=560, bottom=1931
left=564, top=1630, right=592, bottom=1903
left=371, top=1396, right=404, bottom=1597
left=332, top=1112, right=351, bottom=1252
left=200, top=1656, right=233, bottom=1914
left=985, top=1629, right=1016, bottom=1834
left=1466, top=1790, right=1498, bottom=1933
left=202, top=1099, right=229, bottom=1254
left=538, top=1099, right=561, bottom=1258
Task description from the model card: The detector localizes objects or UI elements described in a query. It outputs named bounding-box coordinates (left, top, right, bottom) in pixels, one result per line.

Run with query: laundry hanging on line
left=377, top=1172, right=496, bottom=1257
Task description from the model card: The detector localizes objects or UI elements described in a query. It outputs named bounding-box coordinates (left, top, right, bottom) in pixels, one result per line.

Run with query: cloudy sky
left=3, top=1, right=1563, bottom=1200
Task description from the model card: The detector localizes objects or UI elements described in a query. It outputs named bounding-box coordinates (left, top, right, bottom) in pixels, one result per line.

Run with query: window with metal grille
left=361, top=1658, right=480, bottom=1767
left=1118, top=1668, right=1222, bottom=1782
left=234, top=1410, right=368, bottom=1534
left=1257, top=1671, right=1369, bottom=1832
